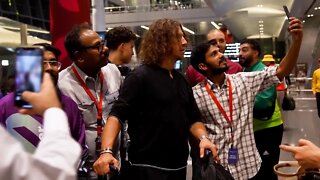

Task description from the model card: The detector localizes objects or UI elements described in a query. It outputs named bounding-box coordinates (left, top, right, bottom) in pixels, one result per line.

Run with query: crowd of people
left=2, top=15, right=320, bottom=180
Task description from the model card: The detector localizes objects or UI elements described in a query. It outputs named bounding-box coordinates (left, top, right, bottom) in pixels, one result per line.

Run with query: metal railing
left=104, top=1, right=206, bottom=14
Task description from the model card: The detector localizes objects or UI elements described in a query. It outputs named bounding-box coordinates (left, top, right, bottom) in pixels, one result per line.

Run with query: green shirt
left=244, top=61, right=283, bottom=132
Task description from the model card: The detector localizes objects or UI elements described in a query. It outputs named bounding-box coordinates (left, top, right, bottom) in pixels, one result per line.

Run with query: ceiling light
left=259, top=27, right=264, bottom=30
left=182, top=26, right=195, bottom=35
left=218, top=22, right=223, bottom=26
left=210, top=21, right=220, bottom=29
left=259, top=24, right=264, bottom=27
left=315, top=7, right=318, bottom=10
left=1, top=60, right=9, bottom=66
left=259, top=20, right=263, bottom=23
left=140, top=25, right=149, bottom=30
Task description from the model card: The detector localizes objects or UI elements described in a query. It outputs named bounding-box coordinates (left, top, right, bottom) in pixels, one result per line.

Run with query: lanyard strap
left=205, top=78, right=233, bottom=127
left=71, top=66, right=104, bottom=136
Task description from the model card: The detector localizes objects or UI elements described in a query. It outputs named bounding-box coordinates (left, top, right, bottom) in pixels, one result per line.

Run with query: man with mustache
left=185, top=29, right=242, bottom=87
left=190, top=17, right=303, bottom=179
left=59, top=23, right=122, bottom=179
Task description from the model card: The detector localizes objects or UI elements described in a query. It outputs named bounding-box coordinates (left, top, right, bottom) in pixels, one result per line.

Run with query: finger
left=211, top=148, right=219, bottom=161
left=298, top=139, right=310, bottom=146
left=113, top=160, right=120, bottom=170
left=41, top=73, right=55, bottom=92
left=288, top=24, right=303, bottom=32
left=279, top=144, right=298, bottom=153
left=200, top=147, right=205, bottom=158
left=18, top=108, right=33, bottom=114
left=20, top=91, right=36, bottom=104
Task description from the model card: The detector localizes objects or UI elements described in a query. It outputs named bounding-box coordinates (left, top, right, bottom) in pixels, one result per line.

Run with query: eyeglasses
left=80, top=40, right=106, bottom=53
left=43, top=61, right=62, bottom=70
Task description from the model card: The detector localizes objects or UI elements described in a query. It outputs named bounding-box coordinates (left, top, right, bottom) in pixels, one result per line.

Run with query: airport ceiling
left=107, top=0, right=320, bottom=40
left=204, top=0, right=320, bottom=40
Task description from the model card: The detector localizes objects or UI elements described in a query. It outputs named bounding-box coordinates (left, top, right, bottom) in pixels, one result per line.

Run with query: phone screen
left=14, top=47, right=43, bottom=108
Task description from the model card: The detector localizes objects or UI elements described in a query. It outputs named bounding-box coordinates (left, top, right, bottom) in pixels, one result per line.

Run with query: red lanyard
left=205, top=78, right=233, bottom=127
left=71, top=66, right=104, bottom=136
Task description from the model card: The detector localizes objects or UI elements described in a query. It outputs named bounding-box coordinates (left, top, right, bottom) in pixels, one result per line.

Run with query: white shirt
left=58, top=63, right=121, bottom=158
left=0, top=108, right=81, bottom=180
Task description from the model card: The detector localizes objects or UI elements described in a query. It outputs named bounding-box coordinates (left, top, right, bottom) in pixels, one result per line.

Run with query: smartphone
left=14, top=47, right=43, bottom=108
left=283, top=5, right=291, bottom=19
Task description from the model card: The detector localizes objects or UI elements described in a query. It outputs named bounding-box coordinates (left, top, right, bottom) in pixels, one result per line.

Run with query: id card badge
left=228, top=148, right=238, bottom=165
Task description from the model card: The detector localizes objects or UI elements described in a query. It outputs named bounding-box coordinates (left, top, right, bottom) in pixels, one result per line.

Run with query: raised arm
left=276, top=17, right=303, bottom=80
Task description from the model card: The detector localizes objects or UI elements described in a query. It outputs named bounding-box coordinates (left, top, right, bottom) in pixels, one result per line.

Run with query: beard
left=211, top=65, right=229, bottom=75
left=206, top=57, right=229, bottom=75
left=239, top=56, right=253, bottom=68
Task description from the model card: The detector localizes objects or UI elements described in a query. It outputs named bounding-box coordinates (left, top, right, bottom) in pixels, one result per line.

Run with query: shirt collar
left=72, top=63, right=96, bottom=82
left=206, top=73, right=229, bottom=90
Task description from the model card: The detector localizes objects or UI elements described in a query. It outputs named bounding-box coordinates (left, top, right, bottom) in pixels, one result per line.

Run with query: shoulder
left=101, top=63, right=121, bottom=76
left=60, top=93, right=78, bottom=107
left=255, top=62, right=266, bottom=70
left=58, top=66, right=73, bottom=82
left=60, top=93, right=82, bottom=116
left=0, top=93, right=15, bottom=107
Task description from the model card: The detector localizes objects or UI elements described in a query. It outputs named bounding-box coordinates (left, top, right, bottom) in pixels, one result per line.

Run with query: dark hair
left=106, top=26, right=136, bottom=50
left=33, top=43, right=61, bottom=59
left=190, top=40, right=217, bottom=74
left=138, top=18, right=188, bottom=65
left=64, top=23, right=91, bottom=60
left=240, top=39, right=261, bottom=57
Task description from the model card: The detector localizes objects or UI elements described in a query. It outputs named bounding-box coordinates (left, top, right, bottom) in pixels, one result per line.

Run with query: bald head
left=207, top=29, right=226, bottom=53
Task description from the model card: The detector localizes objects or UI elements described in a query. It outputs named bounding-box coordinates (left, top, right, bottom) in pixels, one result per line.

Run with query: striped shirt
left=192, top=66, right=279, bottom=179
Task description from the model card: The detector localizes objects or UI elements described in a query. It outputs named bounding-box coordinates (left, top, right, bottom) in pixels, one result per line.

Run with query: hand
left=288, top=17, right=303, bottom=41
left=93, top=153, right=120, bottom=175
left=280, top=139, right=320, bottom=169
left=19, top=73, right=61, bottom=115
left=199, top=138, right=219, bottom=161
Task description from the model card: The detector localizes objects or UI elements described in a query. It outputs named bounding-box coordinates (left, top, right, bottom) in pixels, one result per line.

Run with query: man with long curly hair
left=93, top=18, right=217, bottom=180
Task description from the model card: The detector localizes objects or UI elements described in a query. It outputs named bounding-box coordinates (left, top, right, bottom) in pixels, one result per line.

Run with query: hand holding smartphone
left=14, top=47, right=43, bottom=108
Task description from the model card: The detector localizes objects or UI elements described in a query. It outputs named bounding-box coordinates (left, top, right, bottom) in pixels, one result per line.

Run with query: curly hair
left=106, top=26, right=137, bottom=50
left=138, top=18, right=188, bottom=65
left=64, top=22, right=91, bottom=60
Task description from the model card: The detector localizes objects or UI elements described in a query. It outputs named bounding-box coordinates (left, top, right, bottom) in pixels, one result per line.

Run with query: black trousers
left=316, top=92, right=320, bottom=118
left=118, top=165, right=186, bottom=180
left=252, top=124, right=283, bottom=180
